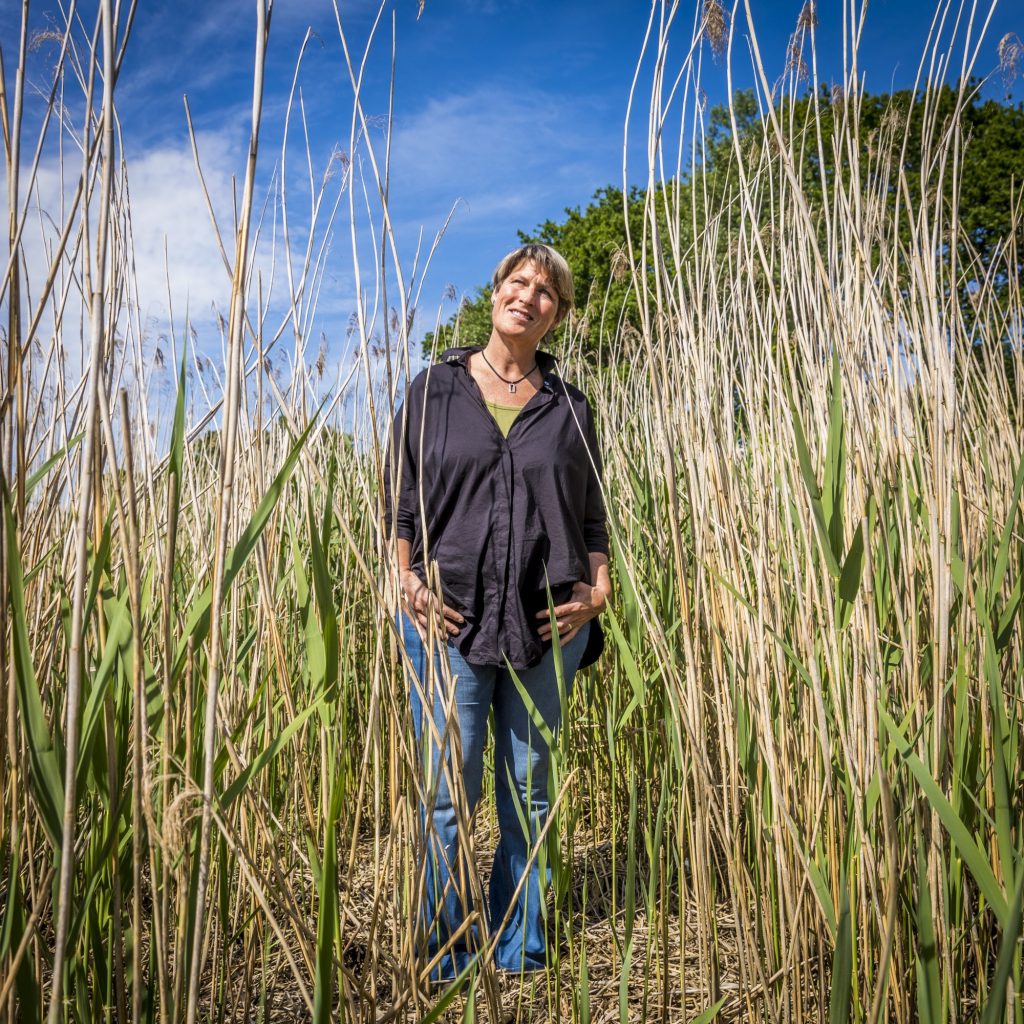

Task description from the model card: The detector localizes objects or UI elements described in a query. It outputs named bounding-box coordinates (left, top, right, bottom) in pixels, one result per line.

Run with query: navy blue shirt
left=385, top=346, right=608, bottom=669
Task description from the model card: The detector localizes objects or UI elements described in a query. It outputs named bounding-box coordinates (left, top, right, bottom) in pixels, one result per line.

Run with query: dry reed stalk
left=184, top=4, right=270, bottom=1022
left=47, top=3, right=118, bottom=1019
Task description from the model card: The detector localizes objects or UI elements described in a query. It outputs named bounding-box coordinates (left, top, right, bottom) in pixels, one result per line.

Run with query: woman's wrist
left=587, top=553, right=612, bottom=613
left=399, top=567, right=421, bottom=600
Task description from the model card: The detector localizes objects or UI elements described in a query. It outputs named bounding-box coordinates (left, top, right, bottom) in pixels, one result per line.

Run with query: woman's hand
left=401, top=568, right=465, bottom=637
left=536, top=579, right=609, bottom=647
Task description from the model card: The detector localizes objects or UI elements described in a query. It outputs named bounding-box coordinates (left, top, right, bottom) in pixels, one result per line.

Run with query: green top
left=484, top=398, right=521, bottom=438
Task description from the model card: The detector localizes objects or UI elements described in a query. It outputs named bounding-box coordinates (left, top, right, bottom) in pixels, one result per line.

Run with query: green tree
left=421, top=282, right=496, bottom=358
left=424, top=84, right=1024, bottom=363
left=721, top=83, right=1024, bottom=318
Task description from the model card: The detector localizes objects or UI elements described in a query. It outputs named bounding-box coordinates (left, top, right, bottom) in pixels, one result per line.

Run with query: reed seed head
left=797, top=1, right=818, bottom=32
left=787, top=36, right=809, bottom=82
left=998, top=33, right=1023, bottom=88
left=703, top=0, right=728, bottom=59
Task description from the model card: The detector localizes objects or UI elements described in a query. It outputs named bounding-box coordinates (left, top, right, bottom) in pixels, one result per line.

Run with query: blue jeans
left=401, top=614, right=590, bottom=980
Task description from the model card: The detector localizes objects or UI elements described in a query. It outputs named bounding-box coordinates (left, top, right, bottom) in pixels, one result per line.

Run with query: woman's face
left=491, top=260, right=562, bottom=347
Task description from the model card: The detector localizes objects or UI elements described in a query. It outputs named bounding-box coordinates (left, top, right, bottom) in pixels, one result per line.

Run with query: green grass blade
left=612, top=543, right=640, bottom=638
left=0, top=841, right=41, bottom=1021
left=24, top=540, right=61, bottom=587
left=577, top=940, right=591, bottom=1024
left=690, top=997, right=727, bottom=1024
left=219, top=698, right=323, bottom=810
left=880, top=707, right=1007, bottom=919
left=3, top=489, right=64, bottom=847
left=822, top=350, right=846, bottom=561
left=802, top=848, right=838, bottom=940
left=836, top=517, right=866, bottom=631
left=618, top=935, right=633, bottom=1024
left=83, top=510, right=113, bottom=626
left=507, top=661, right=556, bottom=752
left=312, top=771, right=343, bottom=1024
left=788, top=383, right=842, bottom=578
left=990, top=450, right=1024, bottom=601
left=418, top=962, right=480, bottom=1023
left=25, top=431, right=84, bottom=499
left=981, top=868, right=1024, bottom=1024
left=222, top=415, right=318, bottom=589
left=174, top=414, right=319, bottom=676
left=995, top=572, right=1022, bottom=650
left=605, top=603, right=649, bottom=730
left=76, top=592, right=132, bottom=793
left=914, top=841, right=943, bottom=1024
left=169, top=349, right=187, bottom=481
left=981, top=619, right=1017, bottom=900
left=307, top=498, right=338, bottom=700
left=828, top=880, right=852, bottom=1024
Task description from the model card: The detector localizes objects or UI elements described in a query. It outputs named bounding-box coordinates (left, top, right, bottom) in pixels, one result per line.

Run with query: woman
left=386, top=243, right=611, bottom=983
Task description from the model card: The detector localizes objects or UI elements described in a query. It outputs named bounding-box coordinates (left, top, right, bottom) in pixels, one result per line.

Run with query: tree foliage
left=424, top=83, right=1024, bottom=362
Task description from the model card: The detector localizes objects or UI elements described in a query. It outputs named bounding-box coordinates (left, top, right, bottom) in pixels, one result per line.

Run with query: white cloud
left=11, top=119, right=367, bottom=387
left=125, top=132, right=239, bottom=323
left=387, top=84, right=602, bottom=222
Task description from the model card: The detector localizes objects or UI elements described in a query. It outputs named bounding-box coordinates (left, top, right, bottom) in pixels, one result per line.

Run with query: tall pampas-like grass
left=1, top=0, right=1022, bottom=1021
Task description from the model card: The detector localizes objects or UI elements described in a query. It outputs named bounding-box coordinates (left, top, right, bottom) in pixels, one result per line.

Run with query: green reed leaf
left=828, top=878, right=852, bottom=1024
left=982, top=619, right=1017, bottom=900
left=313, top=771, right=343, bottom=1024
left=822, top=350, right=846, bottom=562
left=76, top=592, right=132, bottom=794
left=803, top=850, right=838, bottom=940
left=418, top=962, right=480, bottom=1023
left=174, top=413, right=319, bottom=677
left=169, top=349, right=187, bottom=481
left=990, top=450, right=1024, bottom=604
left=606, top=602, right=648, bottom=730
left=0, top=839, right=41, bottom=1020
left=690, top=997, right=727, bottom=1024
left=836, top=515, right=867, bottom=631
left=914, top=840, right=943, bottom=1024
left=980, top=868, right=1024, bottom=1024
left=24, top=432, right=84, bottom=499
left=219, top=698, right=323, bottom=810
left=3, top=489, right=64, bottom=847
left=881, top=707, right=1007, bottom=920
left=789, top=380, right=842, bottom=578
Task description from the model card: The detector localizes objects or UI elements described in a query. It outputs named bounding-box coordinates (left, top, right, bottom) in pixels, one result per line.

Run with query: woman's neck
left=482, top=334, right=540, bottom=377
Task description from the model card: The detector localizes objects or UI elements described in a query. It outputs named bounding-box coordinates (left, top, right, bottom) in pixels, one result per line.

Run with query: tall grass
left=1, top=0, right=1022, bottom=1021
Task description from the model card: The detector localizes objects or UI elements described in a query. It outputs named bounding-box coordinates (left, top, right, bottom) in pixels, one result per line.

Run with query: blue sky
left=5, top=0, right=1023, bottom=380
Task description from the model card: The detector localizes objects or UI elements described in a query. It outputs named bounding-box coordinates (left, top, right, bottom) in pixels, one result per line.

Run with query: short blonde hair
left=492, top=244, right=575, bottom=323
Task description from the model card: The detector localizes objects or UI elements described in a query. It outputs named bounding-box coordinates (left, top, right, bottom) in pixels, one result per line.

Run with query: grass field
left=1, top=1, right=1022, bottom=1021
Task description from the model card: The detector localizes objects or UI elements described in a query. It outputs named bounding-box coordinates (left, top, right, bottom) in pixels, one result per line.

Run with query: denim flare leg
left=402, top=614, right=590, bottom=980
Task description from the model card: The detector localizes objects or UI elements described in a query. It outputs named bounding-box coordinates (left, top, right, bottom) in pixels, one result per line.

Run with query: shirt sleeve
left=383, top=385, right=420, bottom=544
left=581, top=399, right=609, bottom=556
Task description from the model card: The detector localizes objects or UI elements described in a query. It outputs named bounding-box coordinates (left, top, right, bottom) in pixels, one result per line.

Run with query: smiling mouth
left=508, top=308, right=533, bottom=322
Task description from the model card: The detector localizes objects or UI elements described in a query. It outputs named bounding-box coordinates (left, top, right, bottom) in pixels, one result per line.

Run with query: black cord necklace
left=479, top=349, right=537, bottom=394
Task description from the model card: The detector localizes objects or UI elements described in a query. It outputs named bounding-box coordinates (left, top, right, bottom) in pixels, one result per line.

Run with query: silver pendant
left=509, top=382, right=517, bottom=393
